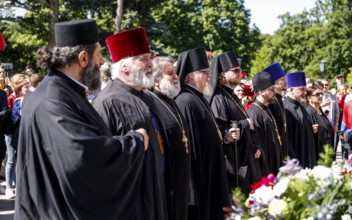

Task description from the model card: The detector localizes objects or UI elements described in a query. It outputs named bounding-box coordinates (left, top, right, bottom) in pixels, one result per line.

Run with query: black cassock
left=142, top=90, right=190, bottom=220
left=175, top=85, right=230, bottom=220
left=284, top=96, right=317, bottom=168
left=305, top=104, right=334, bottom=158
left=15, top=70, right=145, bottom=220
left=210, top=85, right=262, bottom=195
left=92, top=79, right=167, bottom=220
left=248, top=100, right=281, bottom=176
left=269, top=93, right=289, bottom=164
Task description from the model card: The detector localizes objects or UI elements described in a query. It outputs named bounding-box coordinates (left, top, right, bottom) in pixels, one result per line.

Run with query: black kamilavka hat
left=252, top=71, right=275, bottom=92
left=210, top=51, right=240, bottom=90
left=176, top=47, right=209, bottom=86
left=55, top=19, right=98, bottom=47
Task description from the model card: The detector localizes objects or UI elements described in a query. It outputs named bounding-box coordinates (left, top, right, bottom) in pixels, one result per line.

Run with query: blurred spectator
left=29, top=73, right=44, bottom=91
left=25, top=65, right=35, bottom=76
left=100, top=61, right=112, bottom=90
left=336, top=84, right=347, bottom=129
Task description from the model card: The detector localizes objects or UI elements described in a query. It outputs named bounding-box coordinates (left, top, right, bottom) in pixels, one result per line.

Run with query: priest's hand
left=312, top=124, right=319, bottom=134
left=225, top=127, right=240, bottom=142
left=136, top=128, right=149, bottom=150
left=254, top=149, right=261, bottom=159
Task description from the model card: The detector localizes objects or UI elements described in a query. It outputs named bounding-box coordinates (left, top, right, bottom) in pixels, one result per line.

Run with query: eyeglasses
left=229, top=68, right=242, bottom=74
left=198, top=69, right=210, bottom=74
left=312, top=92, right=323, bottom=97
left=267, top=86, right=276, bottom=91
left=322, top=84, right=329, bottom=87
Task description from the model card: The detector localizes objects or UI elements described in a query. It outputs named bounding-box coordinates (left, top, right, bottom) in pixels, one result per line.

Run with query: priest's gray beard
left=159, top=78, right=180, bottom=98
left=81, top=59, right=101, bottom=91
left=202, top=81, right=213, bottom=96
left=128, top=65, right=154, bottom=89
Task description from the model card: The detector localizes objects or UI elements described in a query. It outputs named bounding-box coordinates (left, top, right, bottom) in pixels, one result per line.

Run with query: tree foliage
left=1, top=0, right=352, bottom=84
left=250, top=0, right=352, bottom=83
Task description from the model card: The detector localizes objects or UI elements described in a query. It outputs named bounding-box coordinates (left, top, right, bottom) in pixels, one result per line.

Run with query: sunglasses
left=312, top=92, right=323, bottom=97
left=229, top=68, right=242, bottom=74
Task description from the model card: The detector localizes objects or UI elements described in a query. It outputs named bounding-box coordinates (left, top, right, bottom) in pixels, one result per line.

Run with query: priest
left=15, top=19, right=148, bottom=220
left=284, top=72, right=317, bottom=168
left=209, top=51, right=262, bottom=195
left=263, top=63, right=289, bottom=164
left=175, top=48, right=230, bottom=220
left=92, top=28, right=167, bottom=220
left=142, top=56, right=190, bottom=220
left=247, top=71, right=282, bottom=176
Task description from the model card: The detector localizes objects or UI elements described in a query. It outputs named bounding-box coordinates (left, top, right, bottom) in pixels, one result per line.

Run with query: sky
left=243, top=0, right=317, bottom=34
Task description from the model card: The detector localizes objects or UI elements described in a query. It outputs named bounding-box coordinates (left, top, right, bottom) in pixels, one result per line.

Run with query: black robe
left=269, top=93, right=289, bottom=163
left=175, top=85, right=229, bottom=220
left=142, top=90, right=190, bottom=220
left=92, top=79, right=167, bottom=220
left=284, top=96, right=317, bottom=168
left=305, top=104, right=334, bottom=158
left=210, top=85, right=262, bottom=195
left=248, top=100, right=281, bottom=176
left=15, top=70, right=145, bottom=220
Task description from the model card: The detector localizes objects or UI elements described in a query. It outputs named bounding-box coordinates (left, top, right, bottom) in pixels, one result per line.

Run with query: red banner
left=0, top=33, right=7, bottom=51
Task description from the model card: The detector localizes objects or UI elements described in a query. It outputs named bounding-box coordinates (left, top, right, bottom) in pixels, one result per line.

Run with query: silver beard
left=127, top=65, right=154, bottom=89
left=159, top=79, right=180, bottom=98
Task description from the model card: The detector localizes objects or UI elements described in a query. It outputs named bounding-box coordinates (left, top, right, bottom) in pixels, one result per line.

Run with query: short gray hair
left=152, top=56, right=174, bottom=82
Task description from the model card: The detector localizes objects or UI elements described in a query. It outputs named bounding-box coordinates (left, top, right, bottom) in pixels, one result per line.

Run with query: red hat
left=106, top=28, right=150, bottom=63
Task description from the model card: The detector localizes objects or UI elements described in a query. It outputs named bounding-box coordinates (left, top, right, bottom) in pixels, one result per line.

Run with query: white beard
left=159, top=79, right=180, bottom=98
left=128, top=65, right=154, bottom=89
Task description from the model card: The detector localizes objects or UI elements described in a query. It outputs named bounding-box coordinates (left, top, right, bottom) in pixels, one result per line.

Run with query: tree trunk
left=115, top=0, right=124, bottom=33
left=49, top=0, right=60, bottom=47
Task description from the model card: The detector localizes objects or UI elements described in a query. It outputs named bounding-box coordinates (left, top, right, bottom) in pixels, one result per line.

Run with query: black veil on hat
left=55, top=19, right=98, bottom=47
left=210, top=51, right=240, bottom=90
left=176, top=47, right=209, bottom=86
left=252, top=71, right=275, bottom=92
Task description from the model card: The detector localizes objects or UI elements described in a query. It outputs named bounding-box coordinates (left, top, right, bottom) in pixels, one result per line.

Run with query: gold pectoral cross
left=182, top=130, right=189, bottom=154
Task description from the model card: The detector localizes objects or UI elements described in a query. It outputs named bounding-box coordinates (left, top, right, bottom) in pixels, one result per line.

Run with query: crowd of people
left=0, top=18, right=350, bottom=220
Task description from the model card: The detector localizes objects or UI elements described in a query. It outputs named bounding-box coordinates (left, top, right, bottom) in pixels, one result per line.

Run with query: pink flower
left=206, top=51, right=214, bottom=58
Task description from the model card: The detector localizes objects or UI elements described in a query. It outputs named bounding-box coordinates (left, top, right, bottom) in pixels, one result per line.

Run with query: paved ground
left=0, top=181, right=14, bottom=220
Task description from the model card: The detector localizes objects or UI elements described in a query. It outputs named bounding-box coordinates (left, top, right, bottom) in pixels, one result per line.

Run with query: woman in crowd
left=305, top=85, right=334, bottom=159
left=5, top=73, right=30, bottom=199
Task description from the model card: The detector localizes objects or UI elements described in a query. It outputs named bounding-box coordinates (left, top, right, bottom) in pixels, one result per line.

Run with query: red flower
left=251, top=174, right=276, bottom=193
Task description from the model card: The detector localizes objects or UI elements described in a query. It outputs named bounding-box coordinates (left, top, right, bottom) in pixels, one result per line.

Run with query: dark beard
left=81, top=60, right=101, bottom=91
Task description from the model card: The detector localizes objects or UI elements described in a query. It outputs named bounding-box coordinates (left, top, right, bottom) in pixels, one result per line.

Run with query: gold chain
left=184, top=87, right=223, bottom=141
left=147, top=90, right=189, bottom=153
left=274, top=96, right=287, bottom=132
left=253, top=102, right=282, bottom=146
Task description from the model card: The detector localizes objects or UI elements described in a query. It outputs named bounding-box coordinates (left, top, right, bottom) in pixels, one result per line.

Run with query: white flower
left=248, top=217, right=262, bottom=220
left=273, top=177, right=289, bottom=197
left=342, top=214, right=352, bottom=220
left=251, top=186, right=274, bottom=205
left=311, top=165, right=331, bottom=180
left=268, top=198, right=286, bottom=216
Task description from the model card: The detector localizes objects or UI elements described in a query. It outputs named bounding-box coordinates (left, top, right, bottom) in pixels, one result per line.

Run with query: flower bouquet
left=225, top=147, right=352, bottom=220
